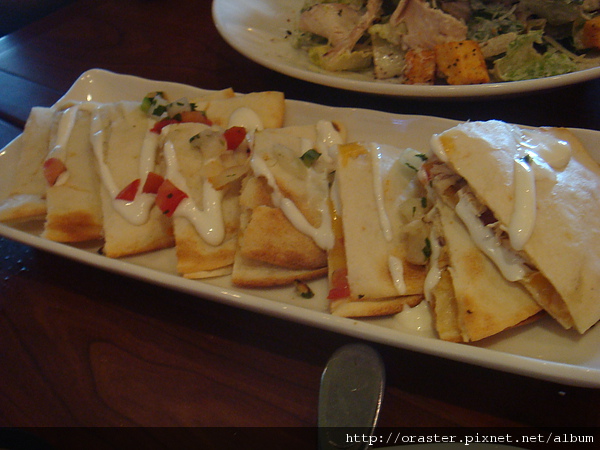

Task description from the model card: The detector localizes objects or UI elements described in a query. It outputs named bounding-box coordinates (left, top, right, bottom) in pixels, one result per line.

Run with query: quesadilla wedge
left=232, top=120, right=346, bottom=287
left=42, top=103, right=103, bottom=242
left=424, top=201, right=542, bottom=342
left=154, top=90, right=286, bottom=278
left=328, top=142, right=427, bottom=318
left=90, top=101, right=174, bottom=258
left=0, top=107, right=55, bottom=222
left=425, top=120, right=600, bottom=334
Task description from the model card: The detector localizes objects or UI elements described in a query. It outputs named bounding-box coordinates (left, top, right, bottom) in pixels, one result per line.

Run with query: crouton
left=582, top=16, right=600, bottom=50
left=404, top=48, right=436, bottom=84
left=434, top=40, right=490, bottom=85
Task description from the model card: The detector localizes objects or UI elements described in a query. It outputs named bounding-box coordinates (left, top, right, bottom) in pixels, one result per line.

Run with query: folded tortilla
left=428, top=120, right=600, bottom=334
left=328, top=142, right=428, bottom=318
left=232, top=122, right=344, bottom=287
left=158, top=90, right=286, bottom=279
left=91, top=101, right=174, bottom=258
left=158, top=122, right=240, bottom=278
left=0, top=107, right=55, bottom=222
left=427, top=201, right=542, bottom=342
left=42, top=104, right=104, bottom=242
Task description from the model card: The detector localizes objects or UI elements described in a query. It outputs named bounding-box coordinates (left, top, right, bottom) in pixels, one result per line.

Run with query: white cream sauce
left=507, top=130, right=572, bottom=251
left=455, top=193, right=528, bottom=282
left=388, top=255, right=407, bottom=295
left=246, top=121, right=344, bottom=251
left=315, top=120, right=344, bottom=165
left=250, top=156, right=334, bottom=250
left=521, top=129, right=571, bottom=170
left=368, top=143, right=394, bottom=242
left=508, top=158, right=536, bottom=252
left=90, top=109, right=160, bottom=226
left=163, top=140, right=225, bottom=246
left=395, top=301, right=434, bottom=333
left=228, top=107, right=263, bottom=133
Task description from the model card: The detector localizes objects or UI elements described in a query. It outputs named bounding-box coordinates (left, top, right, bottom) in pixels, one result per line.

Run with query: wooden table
left=0, top=0, right=598, bottom=447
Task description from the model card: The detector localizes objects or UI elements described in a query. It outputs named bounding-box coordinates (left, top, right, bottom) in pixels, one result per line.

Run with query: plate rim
left=211, top=0, right=600, bottom=99
left=2, top=68, right=600, bottom=388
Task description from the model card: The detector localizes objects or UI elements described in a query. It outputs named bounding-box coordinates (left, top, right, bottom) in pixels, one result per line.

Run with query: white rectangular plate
left=2, top=69, right=599, bottom=387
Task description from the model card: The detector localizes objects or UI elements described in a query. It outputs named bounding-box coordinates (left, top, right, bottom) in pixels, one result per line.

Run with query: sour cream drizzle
left=388, top=255, right=407, bottom=295
left=368, top=143, right=393, bottom=242
left=315, top=120, right=344, bottom=164
left=45, top=104, right=84, bottom=186
left=163, top=140, right=225, bottom=246
left=508, top=158, right=536, bottom=252
left=90, top=110, right=160, bottom=226
left=395, top=301, right=433, bottom=333
left=48, top=105, right=79, bottom=162
left=508, top=130, right=572, bottom=251
left=228, top=107, right=263, bottom=132
left=250, top=156, right=334, bottom=250
left=455, top=193, right=528, bottom=282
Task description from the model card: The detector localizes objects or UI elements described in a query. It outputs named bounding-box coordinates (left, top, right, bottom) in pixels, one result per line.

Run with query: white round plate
left=212, top=0, right=600, bottom=99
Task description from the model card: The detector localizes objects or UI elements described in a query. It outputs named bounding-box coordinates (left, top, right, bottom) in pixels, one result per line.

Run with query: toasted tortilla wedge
left=429, top=202, right=542, bottom=342
left=157, top=91, right=287, bottom=278
left=91, top=102, right=174, bottom=258
left=328, top=142, right=428, bottom=318
left=0, top=107, right=55, bottom=222
left=232, top=123, right=342, bottom=287
left=42, top=104, right=103, bottom=242
left=430, top=120, right=600, bottom=333
left=159, top=122, right=242, bottom=278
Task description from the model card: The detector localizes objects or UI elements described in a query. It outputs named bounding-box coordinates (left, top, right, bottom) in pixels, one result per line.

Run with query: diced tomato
left=179, top=110, right=212, bottom=125
left=327, top=268, right=350, bottom=300
left=43, top=157, right=67, bottom=186
left=116, top=178, right=141, bottom=201
left=142, top=172, right=164, bottom=194
left=223, top=126, right=247, bottom=150
left=151, top=118, right=179, bottom=133
left=155, top=179, right=188, bottom=217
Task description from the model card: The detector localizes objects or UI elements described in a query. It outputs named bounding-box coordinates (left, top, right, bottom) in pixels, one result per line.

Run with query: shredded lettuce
left=494, top=31, right=577, bottom=81
left=308, top=45, right=373, bottom=72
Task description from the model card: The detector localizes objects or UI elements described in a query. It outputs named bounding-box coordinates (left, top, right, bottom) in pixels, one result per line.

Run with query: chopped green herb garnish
left=423, top=238, right=432, bottom=260
left=300, top=148, right=321, bottom=167
left=294, top=279, right=314, bottom=299
left=152, top=104, right=167, bottom=117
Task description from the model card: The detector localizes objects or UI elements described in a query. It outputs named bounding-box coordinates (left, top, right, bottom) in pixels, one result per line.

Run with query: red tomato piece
left=327, top=268, right=350, bottom=300
left=180, top=110, right=212, bottom=125
left=155, top=179, right=188, bottom=217
left=142, top=172, right=164, bottom=194
left=116, top=179, right=141, bottom=201
left=223, top=126, right=247, bottom=150
left=43, top=157, right=67, bottom=186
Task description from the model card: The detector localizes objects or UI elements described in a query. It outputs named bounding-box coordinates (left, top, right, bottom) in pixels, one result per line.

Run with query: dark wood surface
left=0, top=0, right=598, bottom=445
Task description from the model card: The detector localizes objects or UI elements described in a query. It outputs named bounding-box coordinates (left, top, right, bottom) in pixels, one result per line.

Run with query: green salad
left=293, top=0, right=600, bottom=84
